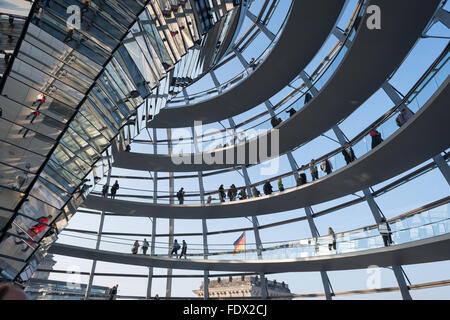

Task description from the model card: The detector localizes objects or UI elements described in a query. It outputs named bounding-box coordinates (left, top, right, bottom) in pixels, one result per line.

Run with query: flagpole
left=244, top=231, right=246, bottom=260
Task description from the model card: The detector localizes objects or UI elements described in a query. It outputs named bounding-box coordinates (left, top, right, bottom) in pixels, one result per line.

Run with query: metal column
left=147, top=128, right=158, bottom=299
left=433, top=154, right=450, bottom=186
left=332, top=26, right=350, bottom=46
left=210, top=71, right=222, bottom=93
left=233, top=48, right=250, bottom=68
left=435, top=8, right=450, bottom=29
left=236, top=55, right=332, bottom=298
left=260, top=97, right=314, bottom=317
left=299, top=68, right=338, bottom=300
left=333, top=124, right=412, bottom=300
left=166, top=128, right=175, bottom=298
left=392, top=265, right=412, bottom=300
left=299, top=71, right=319, bottom=96
left=201, top=209, right=210, bottom=299
left=251, top=215, right=269, bottom=299
left=383, top=81, right=450, bottom=186
left=245, top=10, right=275, bottom=41
left=147, top=214, right=157, bottom=299
left=228, top=117, right=268, bottom=299
left=234, top=50, right=301, bottom=182
left=84, top=167, right=112, bottom=300
left=232, top=54, right=309, bottom=299
left=263, top=100, right=300, bottom=181
left=304, top=206, right=334, bottom=300
left=191, top=125, right=210, bottom=299
left=211, top=66, right=268, bottom=298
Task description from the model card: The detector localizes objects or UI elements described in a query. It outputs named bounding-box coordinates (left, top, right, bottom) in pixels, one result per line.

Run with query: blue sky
left=5, top=0, right=448, bottom=299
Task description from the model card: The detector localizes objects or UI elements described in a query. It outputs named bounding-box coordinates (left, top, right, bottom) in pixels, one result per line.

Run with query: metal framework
left=2, top=0, right=449, bottom=301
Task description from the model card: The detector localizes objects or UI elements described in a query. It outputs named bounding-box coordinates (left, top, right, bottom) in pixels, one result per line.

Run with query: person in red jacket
left=369, top=127, right=383, bottom=149
left=31, top=94, right=46, bottom=107
left=14, top=215, right=53, bottom=251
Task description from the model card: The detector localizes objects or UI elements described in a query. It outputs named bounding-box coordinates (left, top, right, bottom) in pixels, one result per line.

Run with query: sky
left=2, top=0, right=449, bottom=299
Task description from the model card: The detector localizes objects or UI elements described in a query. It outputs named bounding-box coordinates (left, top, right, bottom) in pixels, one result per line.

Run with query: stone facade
left=194, top=275, right=292, bottom=299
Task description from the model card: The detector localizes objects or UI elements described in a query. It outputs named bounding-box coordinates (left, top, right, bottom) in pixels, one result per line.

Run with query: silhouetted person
left=238, top=188, right=247, bottom=200
left=249, top=57, right=256, bottom=70
left=270, top=116, right=282, bottom=128
left=396, top=108, right=412, bottom=127
left=309, top=160, right=319, bottom=181
left=263, top=180, right=273, bottom=195
left=321, top=159, right=333, bottom=175
left=110, top=180, right=119, bottom=199
left=179, top=240, right=187, bottom=259
left=379, top=217, right=393, bottom=247
left=328, top=227, right=336, bottom=251
left=28, top=100, right=41, bottom=115
left=228, top=184, right=237, bottom=201
left=369, top=127, right=383, bottom=149
left=171, top=240, right=180, bottom=258
left=304, top=92, right=313, bottom=104
left=342, top=142, right=356, bottom=164
left=286, top=108, right=296, bottom=117
left=109, top=285, right=118, bottom=300
left=102, top=183, right=109, bottom=197
left=131, top=240, right=139, bottom=254
left=252, top=186, right=261, bottom=198
left=297, top=165, right=308, bottom=186
left=25, top=110, right=41, bottom=124
left=142, top=238, right=149, bottom=255
left=78, top=183, right=92, bottom=198
left=218, top=185, right=226, bottom=202
left=177, top=188, right=185, bottom=204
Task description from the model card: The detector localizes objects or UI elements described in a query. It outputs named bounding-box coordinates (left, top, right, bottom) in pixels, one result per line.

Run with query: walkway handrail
left=63, top=194, right=450, bottom=239
left=135, top=1, right=364, bottom=146
left=97, top=45, right=449, bottom=201
left=165, top=0, right=295, bottom=106
left=50, top=231, right=450, bottom=272
left=58, top=198, right=450, bottom=258
left=167, top=0, right=362, bottom=107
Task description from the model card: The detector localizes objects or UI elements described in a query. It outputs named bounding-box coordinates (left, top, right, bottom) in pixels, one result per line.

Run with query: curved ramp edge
left=147, top=0, right=346, bottom=128
left=85, top=76, right=450, bottom=219
left=118, top=0, right=441, bottom=172
left=48, top=233, right=450, bottom=272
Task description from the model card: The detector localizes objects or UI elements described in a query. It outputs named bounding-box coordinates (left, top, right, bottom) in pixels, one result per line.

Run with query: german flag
left=233, top=232, right=246, bottom=255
